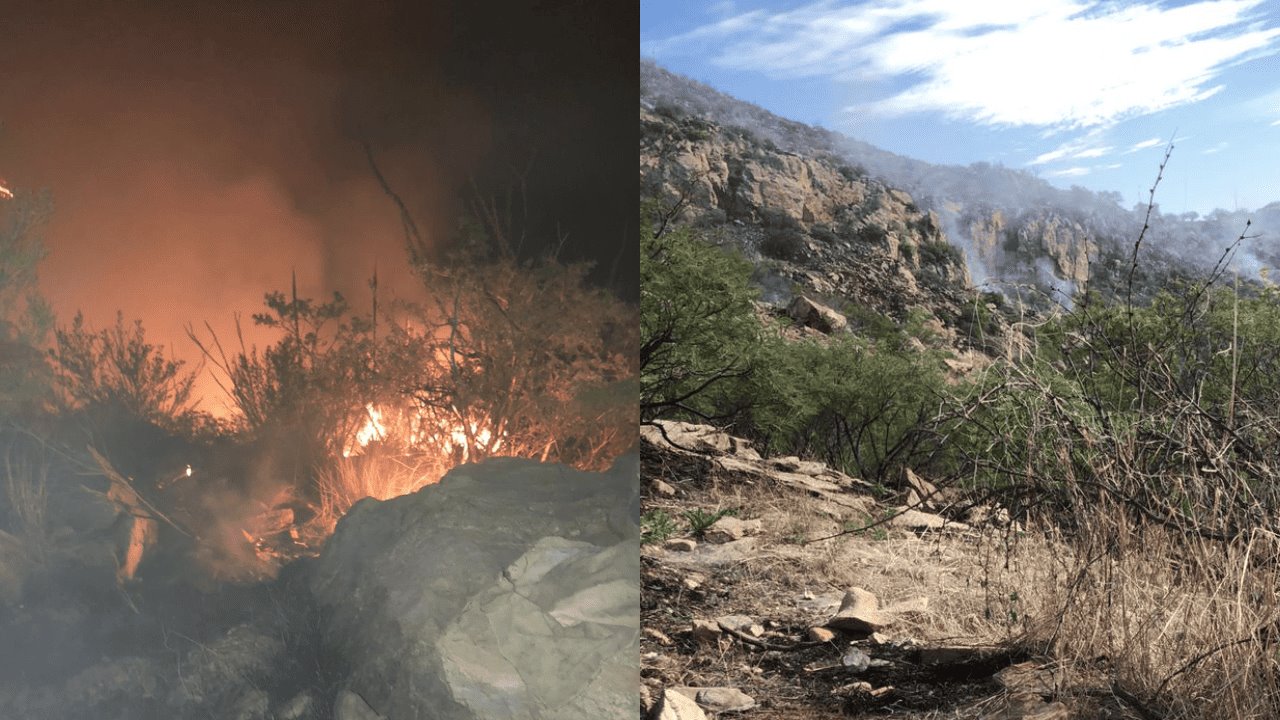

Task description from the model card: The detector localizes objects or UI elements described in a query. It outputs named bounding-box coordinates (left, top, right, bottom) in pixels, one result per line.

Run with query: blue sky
left=641, top=0, right=1280, bottom=216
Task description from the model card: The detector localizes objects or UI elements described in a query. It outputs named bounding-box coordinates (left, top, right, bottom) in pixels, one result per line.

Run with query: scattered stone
left=656, top=689, right=707, bottom=720
left=889, top=508, right=968, bottom=531
left=904, top=468, right=938, bottom=508
left=966, top=504, right=1013, bottom=527
left=918, top=645, right=1006, bottom=666
left=826, top=587, right=891, bottom=634
left=1002, top=692, right=1070, bottom=720
left=694, top=687, right=756, bottom=713
left=808, top=627, right=836, bottom=643
left=703, top=516, right=762, bottom=544
left=788, top=295, right=848, bottom=333
left=717, top=614, right=764, bottom=637
left=663, top=538, right=697, bottom=552
left=681, top=574, right=705, bottom=591
left=671, top=687, right=756, bottom=713
left=691, top=619, right=722, bottom=642
left=768, top=456, right=828, bottom=476
left=651, top=479, right=677, bottom=497
left=995, top=661, right=1068, bottom=697
left=869, top=632, right=891, bottom=645
left=842, top=647, right=871, bottom=672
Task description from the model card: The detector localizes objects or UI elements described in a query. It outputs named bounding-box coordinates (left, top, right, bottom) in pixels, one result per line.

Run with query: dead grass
left=311, top=453, right=447, bottom=535
left=1, top=441, right=51, bottom=561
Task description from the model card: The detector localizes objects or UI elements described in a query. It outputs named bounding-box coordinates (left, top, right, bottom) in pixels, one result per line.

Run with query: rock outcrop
left=309, top=455, right=640, bottom=720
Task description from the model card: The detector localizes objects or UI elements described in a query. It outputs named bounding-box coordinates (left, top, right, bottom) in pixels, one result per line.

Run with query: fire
left=344, top=404, right=387, bottom=457
left=0, top=180, right=12, bottom=199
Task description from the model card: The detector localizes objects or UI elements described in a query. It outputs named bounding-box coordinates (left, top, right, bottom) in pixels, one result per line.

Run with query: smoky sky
left=0, top=0, right=637, bottom=413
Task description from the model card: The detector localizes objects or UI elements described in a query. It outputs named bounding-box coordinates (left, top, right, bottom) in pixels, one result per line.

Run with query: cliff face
left=641, top=107, right=974, bottom=329
left=967, top=208, right=1097, bottom=287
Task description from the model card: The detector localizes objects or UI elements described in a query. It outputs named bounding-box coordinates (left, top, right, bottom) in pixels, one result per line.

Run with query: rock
left=641, top=420, right=735, bottom=454
left=903, top=468, right=938, bottom=508
left=663, top=538, right=697, bottom=552
left=995, top=661, right=1068, bottom=697
left=231, top=689, right=270, bottom=720
left=967, top=504, right=1013, bottom=527
left=651, top=479, right=677, bottom=496
left=692, top=687, right=756, bottom=712
left=768, top=455, right=828, bottom=476
left=918, top=645, right=1006, bottom=666
left=842, top=647, right=871, bottom=672
left=681, top=573, right=705, bottom=591
left=808, top=627, right=836, bottom=643
left=656, top=688, right=707, bottom=720
left=166, top=623, right=285, bottom=710
left=788, top=295, right=848, bottom=333
left=334, top=690, right=386, bottom=720
left=869, top=632, right=891, bottom=645
left=691, top=619, right=722, bottom=642
left=889, top=508, right=968, bottom=531
left=826, top=587, right=891, bottom=634
left=703, top=515, right=761, bottom=543
left=277, top=691, right=315, bottom=720
left=309, top=455, right=639, bottom=720
left=1002, top=693, right=1070, bottom=720
left=717, top=614, right=764, bottom=637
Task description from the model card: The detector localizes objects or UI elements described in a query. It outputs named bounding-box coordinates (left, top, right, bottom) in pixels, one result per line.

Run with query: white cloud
left=1272, top=118, right=1280, bottom=126
left=1028, top=130, right=1109, bottom=165
left=1124, top=137, right=1165, bottom=153
left=1072, top=146, right=1113, bottom=159
left=1201, top=141, right=1229, bottom=154
left=659, top=0, right=1280, bottom=129
left=1048, top=166, right=1091, bottom=176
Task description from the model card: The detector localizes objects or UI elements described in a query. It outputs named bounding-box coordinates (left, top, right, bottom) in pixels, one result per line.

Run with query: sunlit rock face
left=309, top=455, right=639, bottom=720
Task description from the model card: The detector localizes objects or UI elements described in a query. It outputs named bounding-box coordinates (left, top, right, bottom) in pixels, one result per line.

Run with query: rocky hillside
left=642, top=60, right=1274, bottom=307
left=641, top=102, right=1016, bottom=361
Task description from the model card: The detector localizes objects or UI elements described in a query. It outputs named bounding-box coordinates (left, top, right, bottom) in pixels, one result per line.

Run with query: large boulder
left=309, top=455, right=639, bottom=720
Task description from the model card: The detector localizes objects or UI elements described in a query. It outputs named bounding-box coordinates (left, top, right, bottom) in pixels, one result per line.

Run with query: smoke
left=1, top=1, right=637, bottom=414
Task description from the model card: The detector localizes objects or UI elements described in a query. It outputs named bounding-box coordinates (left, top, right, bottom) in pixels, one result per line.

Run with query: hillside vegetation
left=641, top=72, right=1280, bottom=719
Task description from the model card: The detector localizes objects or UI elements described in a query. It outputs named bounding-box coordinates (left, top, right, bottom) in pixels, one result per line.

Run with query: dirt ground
left=640, top=436, right=1146, bottom=719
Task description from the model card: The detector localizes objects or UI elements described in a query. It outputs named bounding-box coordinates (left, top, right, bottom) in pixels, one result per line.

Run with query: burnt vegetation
left=0, top=175, right=637, bottom=716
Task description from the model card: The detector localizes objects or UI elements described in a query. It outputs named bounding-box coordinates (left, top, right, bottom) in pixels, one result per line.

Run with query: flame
left=0, top=182, right=11, bottom=200
left=344, top=404, right=388, bottom=457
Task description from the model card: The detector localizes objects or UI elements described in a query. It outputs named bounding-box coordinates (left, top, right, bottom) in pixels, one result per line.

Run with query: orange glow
left=0, top=181, right=12, bottom=199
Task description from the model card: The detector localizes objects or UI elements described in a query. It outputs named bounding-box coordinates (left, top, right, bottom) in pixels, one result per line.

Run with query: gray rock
left=309, top=456, right=639, bottom=720
left=827, top=587, right=891, bottom=634
left=694, top=686, right=756, bottom=712
left=334, top=690, right=385, bottom=720
left=656, top=688, right=707, bottom=720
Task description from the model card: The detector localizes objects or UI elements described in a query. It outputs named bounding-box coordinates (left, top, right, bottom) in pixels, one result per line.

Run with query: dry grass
left=1, top=441, right=51, bottom=561
left=311, top=452, right=448, bottom=535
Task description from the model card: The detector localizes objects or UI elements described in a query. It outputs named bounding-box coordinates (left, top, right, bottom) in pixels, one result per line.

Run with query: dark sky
left=0, top=0, right=637, bottom=413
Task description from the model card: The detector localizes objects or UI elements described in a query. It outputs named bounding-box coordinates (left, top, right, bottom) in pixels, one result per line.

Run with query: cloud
left=658, top=0, right=1280, bottom=129
left=1272, top=118, right=1280, bottom=126
left=1124, top=137, right=1165, bottom=153
left=1029, top=131, right=1109, bottom=165
left=1047, top=166, right=1091, bottom=177
left=1201, top=141, right=1229, bottom=154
